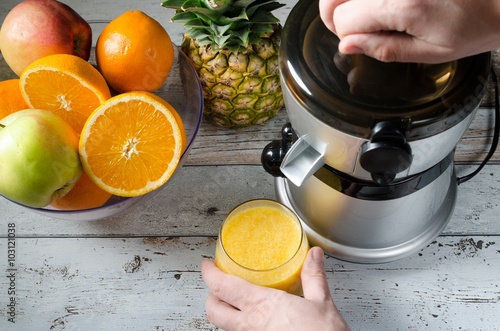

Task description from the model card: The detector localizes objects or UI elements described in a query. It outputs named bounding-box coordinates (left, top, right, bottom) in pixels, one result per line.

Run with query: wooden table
left=1, top=1, right=500, bottom=330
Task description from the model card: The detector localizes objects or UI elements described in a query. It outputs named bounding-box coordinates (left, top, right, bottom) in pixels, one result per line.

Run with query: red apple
left=0, top=0, right=91, bottom=76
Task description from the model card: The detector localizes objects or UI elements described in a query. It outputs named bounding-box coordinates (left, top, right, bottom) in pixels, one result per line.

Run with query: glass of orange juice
left=215, top=199, right=309, bottom=295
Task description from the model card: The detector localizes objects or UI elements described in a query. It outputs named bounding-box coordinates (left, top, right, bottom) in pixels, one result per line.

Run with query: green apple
left=0, top=109, right=83, bottom=208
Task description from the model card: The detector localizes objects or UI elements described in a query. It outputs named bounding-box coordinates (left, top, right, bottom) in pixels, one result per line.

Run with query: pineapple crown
left=161, top=0, right=285, bottom=52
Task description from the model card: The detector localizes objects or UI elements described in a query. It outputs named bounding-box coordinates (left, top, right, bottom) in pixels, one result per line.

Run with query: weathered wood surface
left=1, top=164, right=500, bottom=237
left=1, top=0, right=500, bottom=330
left=0, top=236, right=499, bottom=330
left=184, top=106, right=500, bottom=166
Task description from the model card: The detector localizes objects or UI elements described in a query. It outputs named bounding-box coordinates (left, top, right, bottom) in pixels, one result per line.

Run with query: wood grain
left=184, top=107, right=500, bottom=167
left=1, top=164, right=499, bottom=237
left=0, top=236, right=498, bottom=331
left=1, top=1, right=500, bottom=330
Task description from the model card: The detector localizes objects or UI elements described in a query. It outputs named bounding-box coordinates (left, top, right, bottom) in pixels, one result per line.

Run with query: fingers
left=339, top=32, right=402, bottom=63
left=300, top=247, right=350, bottom=330
left=324, top=0, right=454, bottom=63
left=319, top=0, right=349, bottom=34
left=333, top=0, right=413, bottom=38
left=202, top=260, right=278, bottom=329
left=201, top=259, right=269, bottom=311
left=340, top=33, right=451, bottom=63
left=202, top=259, right=246, bottom=309
left=300, top=246, right=333, bottom=303
left=205, top=292, right=243, bottom=330
left=202, top=260, right=246, bottom=329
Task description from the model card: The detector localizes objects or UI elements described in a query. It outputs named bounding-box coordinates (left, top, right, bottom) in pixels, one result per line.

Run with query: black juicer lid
left=280, top=0, right=492, bottom=139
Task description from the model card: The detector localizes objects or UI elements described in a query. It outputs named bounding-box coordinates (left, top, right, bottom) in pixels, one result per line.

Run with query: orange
left=19, top=54, right=111, bottom=134
left=51, top=172, right=112, bottom=210
left=95, top=10, right=174, bottom=93
left=79, top=91, right=186, bottom=197
left=0, top=79, right=29, bottom=119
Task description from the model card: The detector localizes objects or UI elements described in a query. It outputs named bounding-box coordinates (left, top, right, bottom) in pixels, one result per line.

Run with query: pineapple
left=161, top=0, right=285, bottom=128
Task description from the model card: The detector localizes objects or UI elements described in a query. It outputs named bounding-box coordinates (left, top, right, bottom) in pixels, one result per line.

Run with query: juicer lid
left=280, top=0, right=491, bottom=139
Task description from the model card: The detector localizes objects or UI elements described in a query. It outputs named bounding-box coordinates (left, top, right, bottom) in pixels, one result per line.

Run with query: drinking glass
left=215, top=199, right=309, bottom=295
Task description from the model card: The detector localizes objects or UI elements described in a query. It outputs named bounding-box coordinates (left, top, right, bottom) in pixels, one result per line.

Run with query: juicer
left=261, top=0, right=493, bottom=263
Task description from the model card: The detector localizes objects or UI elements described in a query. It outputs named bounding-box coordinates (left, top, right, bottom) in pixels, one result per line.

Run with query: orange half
left=19, top=54, right=111, bottom=134
left=79, top=91, right=185, bottom=197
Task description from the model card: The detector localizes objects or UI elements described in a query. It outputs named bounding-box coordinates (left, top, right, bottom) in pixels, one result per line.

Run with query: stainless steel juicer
left=262, top=0, right=493, bottom=263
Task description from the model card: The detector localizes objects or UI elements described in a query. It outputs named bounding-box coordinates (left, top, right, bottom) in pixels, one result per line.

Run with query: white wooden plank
left=0, top=237, right=215, bottom=330
left=1, top=164, right=499, bottom=237
left=333, top=235, right=500, bottom=330
left=1, top=2, right=499, bottom=331
left=0, top=236, right=499, bottom=330
left=453, top=164, right=500, bottom=235
left=1, top=164, right=500, bottom=237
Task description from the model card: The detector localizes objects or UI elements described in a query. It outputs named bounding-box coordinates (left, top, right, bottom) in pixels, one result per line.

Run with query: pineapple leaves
left=245, top=1, right=285, bottom=18
left=233, top=28, right=251, bottom=45
left=215, top=8, right=249, bottom=25
left=185, top=17, right=209, bottom=28
left=249, top=23, right=273, bottom=34
left=214, top=34, right=233, bottom=48
left=171, top=11, right=196, bottom=22
left=211, top=22, right=234, bottom=36
left=161, top=0, right=187, bottom=8
left=183, top=6, right=222, bottom=21
left=179, top=0, right=204, bottom=8
left=164, top=0, right=284, bottom=50
left=231, top=0, right=257, bottom=10
left=201, top=0, right=233, bottom=13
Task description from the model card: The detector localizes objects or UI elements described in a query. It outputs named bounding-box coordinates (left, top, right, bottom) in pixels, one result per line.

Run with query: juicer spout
left=279, top=134, right=326, bottom=187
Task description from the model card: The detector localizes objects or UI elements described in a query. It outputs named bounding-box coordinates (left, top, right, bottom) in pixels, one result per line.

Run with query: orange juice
left=215, top=199, right=309, bottom=295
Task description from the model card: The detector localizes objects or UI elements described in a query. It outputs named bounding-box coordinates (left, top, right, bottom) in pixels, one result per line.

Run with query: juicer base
left=275, top=171, right=457, bottom=264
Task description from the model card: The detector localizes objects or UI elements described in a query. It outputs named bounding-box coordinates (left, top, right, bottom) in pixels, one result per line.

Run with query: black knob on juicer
left=360, top=122, right=413, bottom=185
left=280, top=122, right=295, bottom=143
left=261, top=123, right=296, bottom=177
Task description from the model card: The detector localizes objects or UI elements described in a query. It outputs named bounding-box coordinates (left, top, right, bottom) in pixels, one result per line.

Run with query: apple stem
left=0, top=124, right=5, bottom=129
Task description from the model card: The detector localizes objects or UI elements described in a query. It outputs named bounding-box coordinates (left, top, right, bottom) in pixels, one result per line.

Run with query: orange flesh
left=22, top=69, right=103, bottom=132
left=83, top=99, right=178, bottom=193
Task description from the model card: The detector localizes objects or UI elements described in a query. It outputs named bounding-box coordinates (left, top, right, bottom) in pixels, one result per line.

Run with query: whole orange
left=0, top=79, right=29, bottom=120
left=95, top=11, right=174, bottom=93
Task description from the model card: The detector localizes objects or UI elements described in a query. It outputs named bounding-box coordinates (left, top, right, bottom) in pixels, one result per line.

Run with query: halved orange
left=19, top=54, right=111, bottom=134
left=79, top=91, right=186, bottom=197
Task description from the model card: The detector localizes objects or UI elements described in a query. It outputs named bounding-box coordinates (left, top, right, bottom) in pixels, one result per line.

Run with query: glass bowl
left=0, top=21, right=203, bottom=220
